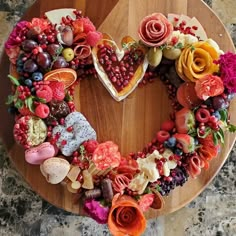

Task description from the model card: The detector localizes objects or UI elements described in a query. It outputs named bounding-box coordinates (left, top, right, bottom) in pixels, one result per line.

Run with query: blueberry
left=194, top=138, right=199, bottom=146
left=174, top=148, right=183, bottom=156
left=167, top=137, right=176, bottom=147
left=24, top=78, right=33, bottom=87
left=164, top=141, right=169, bottom=148
left=16, top=67, right=23, bottom=73
left=212, top=111, right=221, bottom=120
left=32, top=72, right=43, bottom=81
left=8, top=106, right=18, bottom=114
left=17, top=59, right=24, bottom=67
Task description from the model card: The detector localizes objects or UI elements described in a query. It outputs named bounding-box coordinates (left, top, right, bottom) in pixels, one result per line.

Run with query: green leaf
left=35, top=97, right=46, bottom=103
left=14, top=99, right=23, bottom=109
left=8, top=75, right=20, bottom=86
left=213, top=132, right=219, bottom=145
left=25, top=97, right=34, bottom=113
left=227, top=124, right=236, bottom=132
left=219, top=109, right=228, bottom=122
left=79, top=145, right=86, bottom=159
left=65, top=92, right=73, bottom=102
left=6, top=95, right=16, bottom=105
left=190, top=45, right=195, bottom=51
left=216, top=128, right=224, bottom=144
left=197, top=127, right=211, bottom=138
left=174, top=42, right=184, bottom=49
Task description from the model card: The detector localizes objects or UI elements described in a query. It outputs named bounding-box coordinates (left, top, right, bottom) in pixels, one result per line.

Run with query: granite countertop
left=0, top=0, right=236, bottom=235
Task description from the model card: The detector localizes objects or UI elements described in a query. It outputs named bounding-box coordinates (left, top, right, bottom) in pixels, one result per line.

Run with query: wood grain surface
left=0, top=0, right=235, bottom=218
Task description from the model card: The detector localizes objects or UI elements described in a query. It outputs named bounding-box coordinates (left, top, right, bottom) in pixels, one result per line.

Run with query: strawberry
left=48, top=81, right=65, bottom=101
left=173, top=133, right=195, bottom=153
left=175, top=108, right=195, bottom=134
left=83, top=139, right=99, bottom=155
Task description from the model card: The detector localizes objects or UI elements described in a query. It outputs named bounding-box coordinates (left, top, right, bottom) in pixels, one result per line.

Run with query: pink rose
left=138, top=13, right=173, bottom=47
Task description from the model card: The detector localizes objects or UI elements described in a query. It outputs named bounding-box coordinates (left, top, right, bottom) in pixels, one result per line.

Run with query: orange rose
left=108, top=194, right=146, bottom=236
left=92, top=141, right=121, bottom=170
left=176, top=41, right=219, bottom=82
left=198, top=134, right=220, bottom=169
left=195, top=74, right=224, bottom=100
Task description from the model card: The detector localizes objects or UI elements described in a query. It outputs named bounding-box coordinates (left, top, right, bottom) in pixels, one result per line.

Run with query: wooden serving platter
left=0, top=0, right=235, bottom=218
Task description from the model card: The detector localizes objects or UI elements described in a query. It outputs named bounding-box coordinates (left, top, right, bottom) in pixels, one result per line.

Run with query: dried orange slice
left=44, top=68, right=77, bottom=88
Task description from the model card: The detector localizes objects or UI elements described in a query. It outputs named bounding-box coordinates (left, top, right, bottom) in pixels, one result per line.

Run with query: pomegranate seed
left=66, top=126, right=73, bottom=132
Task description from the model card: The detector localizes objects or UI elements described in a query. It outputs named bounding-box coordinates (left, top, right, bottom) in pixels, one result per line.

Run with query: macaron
left=25, top=142, right=57, bottom=165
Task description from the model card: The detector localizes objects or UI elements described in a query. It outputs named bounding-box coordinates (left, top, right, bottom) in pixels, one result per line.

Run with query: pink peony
left=84, top=199, right=109, bottom=224
left=216, top=52, right=236, bottom=93
left=5, top=21, right=28, bottom=49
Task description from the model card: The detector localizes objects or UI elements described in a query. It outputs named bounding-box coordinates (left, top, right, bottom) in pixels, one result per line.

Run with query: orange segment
left=44, top=68, right=77, bottom=88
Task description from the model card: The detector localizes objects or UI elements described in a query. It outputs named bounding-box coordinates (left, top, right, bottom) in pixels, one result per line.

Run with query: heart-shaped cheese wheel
left=40, top=157, right=70, bottom=184
left=92, top=34, right=149, bottom=101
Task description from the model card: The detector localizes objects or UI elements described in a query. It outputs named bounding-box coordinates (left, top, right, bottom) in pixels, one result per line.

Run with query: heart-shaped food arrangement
left=92, top=34, right=148, bottom=101
left=4, top=8, right=236, bottom=236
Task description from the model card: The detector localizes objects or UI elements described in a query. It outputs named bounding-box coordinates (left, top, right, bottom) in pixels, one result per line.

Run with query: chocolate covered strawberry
left=175, top=108, right=195, bottom=134
left=173, top=133, right=195, bottom=153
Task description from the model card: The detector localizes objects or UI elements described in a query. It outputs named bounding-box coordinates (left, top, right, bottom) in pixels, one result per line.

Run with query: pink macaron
left=25, top=142, right=57, bottom=165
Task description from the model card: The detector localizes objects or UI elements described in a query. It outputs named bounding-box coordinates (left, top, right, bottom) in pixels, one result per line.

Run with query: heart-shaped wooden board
left=0, top=0, right=235, bottom=218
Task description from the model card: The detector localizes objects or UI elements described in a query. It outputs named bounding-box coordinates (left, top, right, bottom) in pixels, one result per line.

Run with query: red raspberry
left=48, top=81, right=65, bottom=101
left=36, top=85, right=53, bottom=102
left=35, top=103, right=50, bottom=118
left=161, top=120, right=175, bottom=132
left=83, top=139, right=99, bottom=155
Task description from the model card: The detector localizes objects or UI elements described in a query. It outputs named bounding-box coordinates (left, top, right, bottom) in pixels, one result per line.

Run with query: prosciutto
left=187, top=155, right=202, bottom=178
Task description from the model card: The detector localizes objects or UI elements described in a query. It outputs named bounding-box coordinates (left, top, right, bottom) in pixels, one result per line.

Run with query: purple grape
left=23, top=59, right=38, bottom=73
left=36, top=52, right=51, bottom=69
left=52, top=56, right=68, bottom=69
left=212, top=96, right=228, bottom=110
left=21, top=40, right=38, bottom=52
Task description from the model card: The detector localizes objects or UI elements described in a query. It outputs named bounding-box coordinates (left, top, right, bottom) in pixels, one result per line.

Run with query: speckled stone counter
left=0, top=1, right=236, bottom=235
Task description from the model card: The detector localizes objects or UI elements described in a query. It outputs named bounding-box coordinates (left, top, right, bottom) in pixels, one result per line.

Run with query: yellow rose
left=176, top=41, right=219, bottom=82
